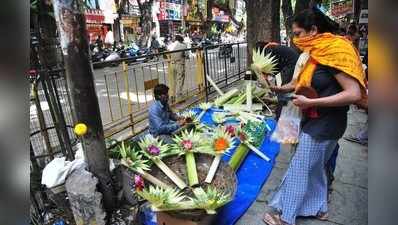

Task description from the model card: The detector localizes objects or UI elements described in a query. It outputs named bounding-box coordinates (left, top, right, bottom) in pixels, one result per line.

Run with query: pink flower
left=182, top=140, right=193, bottom=151
left=225, top=125, right=236, bottom=137
left=134, top=175, right=145, bottom=191
left=147, top=145, right=160, bottom=156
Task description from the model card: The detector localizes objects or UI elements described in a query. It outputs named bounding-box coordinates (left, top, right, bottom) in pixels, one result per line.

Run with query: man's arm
left=149, top=106, right=180, bottom=135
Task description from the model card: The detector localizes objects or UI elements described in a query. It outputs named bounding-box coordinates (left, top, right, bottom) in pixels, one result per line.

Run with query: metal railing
left=30, top=70, right=77, bottom=168
left=92, top=42, right=248, bottom=141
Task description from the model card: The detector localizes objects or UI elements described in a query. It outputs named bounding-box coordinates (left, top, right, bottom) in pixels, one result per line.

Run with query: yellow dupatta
left=293, top=33, right=366, bottom=94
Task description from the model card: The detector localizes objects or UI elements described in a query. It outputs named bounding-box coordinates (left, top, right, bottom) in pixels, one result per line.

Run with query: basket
left=151, top=154, right=237, bottom=220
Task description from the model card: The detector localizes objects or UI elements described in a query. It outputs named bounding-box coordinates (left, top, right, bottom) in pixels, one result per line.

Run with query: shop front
left=85, top=9, right=105, bottom=43
left=120, top=16, right=140, bottom=43
left=184, top=0, right=207, bottom=34
left=158, top=0, right=184, bottom=37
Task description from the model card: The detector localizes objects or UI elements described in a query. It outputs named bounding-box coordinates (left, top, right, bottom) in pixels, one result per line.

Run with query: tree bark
left=282, top=0, right=294, bottom=39
left=52, top=0, right=115, bottom=213
left=246, top=0, right=280, bottom=65
left=294, top=0, right=317, bottom=14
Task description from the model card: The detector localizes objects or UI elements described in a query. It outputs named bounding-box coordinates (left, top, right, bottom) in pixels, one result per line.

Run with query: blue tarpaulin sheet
left=143, top=108, right=280, bottom=225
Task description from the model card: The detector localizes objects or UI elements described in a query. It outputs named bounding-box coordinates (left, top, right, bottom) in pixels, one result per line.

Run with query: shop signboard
left=85, top=9, right=105, bottom=24
left=331, top=0, right=354, bottom=17
left=158, top=0, right=182, bottom=21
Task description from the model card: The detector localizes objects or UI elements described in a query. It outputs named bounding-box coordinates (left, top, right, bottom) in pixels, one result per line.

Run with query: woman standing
left=263, top=8, right=366, bottom=225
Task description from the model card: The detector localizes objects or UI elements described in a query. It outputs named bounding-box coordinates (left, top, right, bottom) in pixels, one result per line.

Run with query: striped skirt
left=269, top=132, right=338, bottom=225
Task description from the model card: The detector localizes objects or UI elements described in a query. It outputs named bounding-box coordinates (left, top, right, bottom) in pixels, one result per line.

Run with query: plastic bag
left=271, top=101, right=302, bottom=144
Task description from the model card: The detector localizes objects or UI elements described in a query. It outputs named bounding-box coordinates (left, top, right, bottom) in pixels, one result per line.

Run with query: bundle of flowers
left=138, top=136, right=187, bottom=189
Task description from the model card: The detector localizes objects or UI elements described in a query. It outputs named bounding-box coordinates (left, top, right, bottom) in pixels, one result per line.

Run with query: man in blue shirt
left=148, top=84, right=185, bottom=142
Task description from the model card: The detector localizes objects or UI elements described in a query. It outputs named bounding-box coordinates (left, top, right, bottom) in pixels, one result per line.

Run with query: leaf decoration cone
left=191, top=186, right=232, bottom=214
left=137, top=185, right=188, bottom=210
left=138, top=136, right=187, bottom=189
left=204, top=127, right=235, bottom=183
left=250, top=48, right=278, bottom=78
left=172, top=130, right=214, bottom=186
left=116, top=142, right=171, bottom=189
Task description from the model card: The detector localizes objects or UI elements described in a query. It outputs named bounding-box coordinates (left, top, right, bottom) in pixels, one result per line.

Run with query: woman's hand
left=292, top=94, right=314, bottom=109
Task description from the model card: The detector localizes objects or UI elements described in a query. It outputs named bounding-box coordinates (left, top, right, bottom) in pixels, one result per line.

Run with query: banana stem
left=244, top=142, right=270, bottom=161
left=152, top=201, right=197, bottom=212
left=228, top=144, right=250, bottom=171
left=185, top=152, right=199, bottom=186
left=205, top=155, right=222, bottom=183
left=206, top=74, right=224, bottom=96
left=136, top=169, right=172, bottom=190
left=153, top=159, right=187, bottom=189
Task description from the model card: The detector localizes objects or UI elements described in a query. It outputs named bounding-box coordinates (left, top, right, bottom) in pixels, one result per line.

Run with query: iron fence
left=92, top=42, right=248, bottom=141
left=29, top=70, right=77, bottom=168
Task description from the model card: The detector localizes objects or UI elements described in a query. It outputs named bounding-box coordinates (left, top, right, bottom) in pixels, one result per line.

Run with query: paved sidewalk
left=236, top=107, right=368, bottom=225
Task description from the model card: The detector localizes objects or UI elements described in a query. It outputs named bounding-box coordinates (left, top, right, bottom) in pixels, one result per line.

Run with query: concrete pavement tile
left=327, top=181, right=368, bottom=225
left=296, top=218, right=338, bottom=225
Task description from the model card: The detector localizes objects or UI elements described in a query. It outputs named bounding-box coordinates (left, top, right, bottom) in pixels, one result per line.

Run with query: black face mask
left=158, top=94, right=169, bottom=106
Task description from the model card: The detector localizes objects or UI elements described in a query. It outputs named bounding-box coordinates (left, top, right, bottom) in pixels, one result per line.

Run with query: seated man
left=148, top=84, right=185, bottom=143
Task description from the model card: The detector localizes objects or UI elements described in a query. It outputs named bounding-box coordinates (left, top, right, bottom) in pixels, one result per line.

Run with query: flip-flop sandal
left=263, top=213, right=293, bottom=225
left=316, top=212, right=329, bottom=221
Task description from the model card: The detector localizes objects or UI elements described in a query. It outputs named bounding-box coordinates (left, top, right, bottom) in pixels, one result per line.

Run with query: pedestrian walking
left=263, top=7, right=366, bottom=225
left=167, top=35, right=187, bottom=103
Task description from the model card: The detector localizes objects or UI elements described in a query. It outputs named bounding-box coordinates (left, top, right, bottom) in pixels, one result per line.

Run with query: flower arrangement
left=135, top=176, right=232, bottom=214
left=229, top=120, right=269, bottom=171
left=179, top=110, right=198, bottom=124
left=191, top=186, right=232, bottom=214
left=135, top=180, right=192, bottom=211
left=250, top=48, right=278, bottom=82
left=116, top=142, right=171, bottom=189
left=204, top=127, right=235, bottom=183
left=138, top=136, right=187, bottom=189
left=172, top=130, right=214, bottom=186
left=212, top=112, right=228, bottom=125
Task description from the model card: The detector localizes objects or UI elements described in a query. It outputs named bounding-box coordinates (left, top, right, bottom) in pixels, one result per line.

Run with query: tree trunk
left=294, top=0, right=317, bottom=14
left=137, top=0, right=154, bottom=48
left=282, top=0, right=294, bottom=39
left=246, top=0, right=280, bottom=65
left=52, top=0, right=115, bottom=213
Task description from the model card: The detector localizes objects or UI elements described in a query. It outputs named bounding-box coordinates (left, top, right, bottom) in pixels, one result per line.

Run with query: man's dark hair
left=175, top=35, right=184, bottom=43
left=153, top=84, right=169, bottom=100
left=293, top=7, right=339, bottom=34
left=255, top=41, right=273, bottom=55
left=255, top=41, right=268, bottom=51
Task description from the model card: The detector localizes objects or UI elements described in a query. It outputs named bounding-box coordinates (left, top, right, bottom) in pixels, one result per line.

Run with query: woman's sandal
left=263, top=212, right=294, bottom=225
left=316, top=212, right=329, bottom=221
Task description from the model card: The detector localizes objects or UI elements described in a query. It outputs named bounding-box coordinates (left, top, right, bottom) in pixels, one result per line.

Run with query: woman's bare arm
left=296, top=72, right=362, bottom=108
